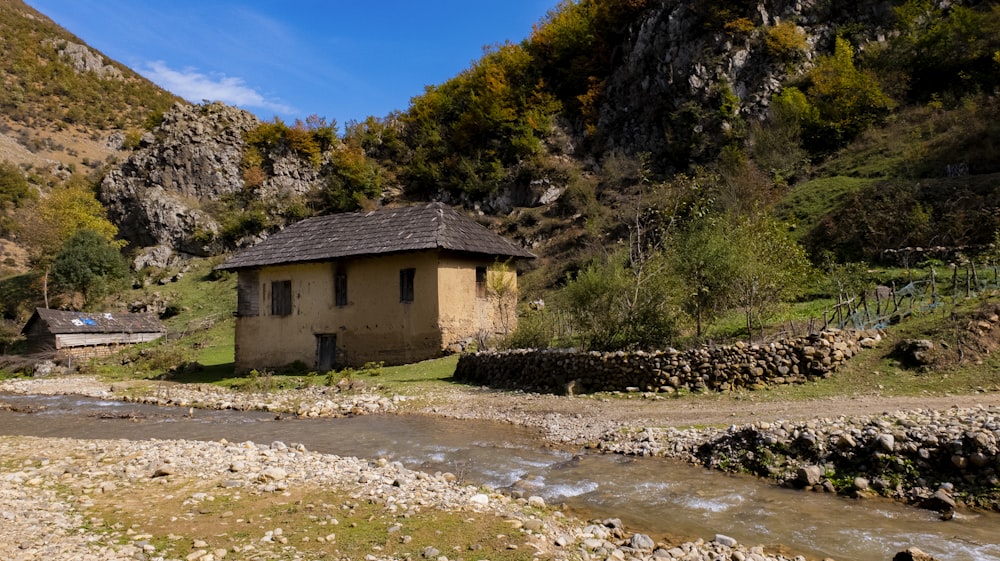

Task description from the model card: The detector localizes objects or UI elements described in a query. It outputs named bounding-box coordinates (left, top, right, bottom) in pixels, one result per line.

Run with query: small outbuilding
left=21, top=308, right=167, bottom=358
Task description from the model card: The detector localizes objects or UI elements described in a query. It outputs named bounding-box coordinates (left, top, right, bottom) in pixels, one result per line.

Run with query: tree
left=668, top=217, right=738, bottom=338
left=0, top=161, right=35, bottom=235
left=559, top=248, right=677, bottom=351
left=0, top=161, right=33, bottom=210
left=486, top=260, right=518, bottom=337
left=50, top=229, right=129, bottom=308
left=15, top=175, right=121, bottom=306
left=727, top=212, right=811, bottom=341
left=803, top=37, right=894, bottom=152
left=315, top=145, right=386, bottom=213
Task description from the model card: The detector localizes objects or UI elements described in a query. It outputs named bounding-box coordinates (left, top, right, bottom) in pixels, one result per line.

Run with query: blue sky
left=25, top=1, right=557, bottom=126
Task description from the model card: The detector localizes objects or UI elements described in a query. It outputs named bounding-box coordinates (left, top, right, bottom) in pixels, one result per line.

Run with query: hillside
left=0, top=0, right=178, bottom=172
left=0, top=0, right=999, bottom=354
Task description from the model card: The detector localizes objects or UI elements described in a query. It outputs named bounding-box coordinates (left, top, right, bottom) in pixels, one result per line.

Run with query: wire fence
left=825, top=263, right=1000, bottom=331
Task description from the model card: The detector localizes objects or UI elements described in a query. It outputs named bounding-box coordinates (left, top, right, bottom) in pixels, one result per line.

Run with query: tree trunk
left=42, top=267, right=50, bottom=309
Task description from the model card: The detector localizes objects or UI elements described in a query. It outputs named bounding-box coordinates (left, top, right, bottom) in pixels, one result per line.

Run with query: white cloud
left=141, top=61, right=294, bottom=115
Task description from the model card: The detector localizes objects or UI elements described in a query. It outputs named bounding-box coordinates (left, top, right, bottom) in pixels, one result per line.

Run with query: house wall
left=23, top=322, right=55, bottom=354
left=436, top=257, right=519, bottom=350
left=234, top=251, right=445, bottom=370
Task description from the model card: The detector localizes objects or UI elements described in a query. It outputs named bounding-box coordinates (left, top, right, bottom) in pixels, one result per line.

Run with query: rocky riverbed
left=2, top=374, right=996, bottom=560
left=593, top=406, right=1000, bottom=514
left=0, top=434, right=823, bottom=561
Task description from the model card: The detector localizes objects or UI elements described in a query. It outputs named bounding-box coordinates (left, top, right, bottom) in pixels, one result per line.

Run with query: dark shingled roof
left=22, top=308, right=166, bottom=335
left=217, top=202, right=534, bottom=271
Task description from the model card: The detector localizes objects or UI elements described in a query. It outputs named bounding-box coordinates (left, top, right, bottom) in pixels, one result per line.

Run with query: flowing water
left=1, top=393, right=999, bottom=561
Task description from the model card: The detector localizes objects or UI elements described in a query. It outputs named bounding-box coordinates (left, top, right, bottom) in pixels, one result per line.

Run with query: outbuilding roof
left=22, top=308, right=166, bottom=335
left=216, top=202, right=534, bottom=271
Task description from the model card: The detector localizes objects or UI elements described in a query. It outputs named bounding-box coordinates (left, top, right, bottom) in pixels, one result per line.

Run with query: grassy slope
left=69, top=250, right=999, bottom=405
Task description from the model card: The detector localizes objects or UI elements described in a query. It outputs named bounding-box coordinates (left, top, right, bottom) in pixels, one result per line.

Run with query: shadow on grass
left=163, top=362, right=237, bottom=384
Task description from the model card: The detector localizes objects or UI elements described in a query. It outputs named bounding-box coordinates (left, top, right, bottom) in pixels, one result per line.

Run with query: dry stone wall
left=455, top=329, right=882, bottom=394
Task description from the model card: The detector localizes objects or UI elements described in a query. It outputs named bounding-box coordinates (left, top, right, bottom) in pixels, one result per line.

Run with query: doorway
left=316, top=334, right=337, bottom=372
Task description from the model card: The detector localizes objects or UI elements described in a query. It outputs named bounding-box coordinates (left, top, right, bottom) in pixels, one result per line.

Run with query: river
left=1, top=393, right=998, bottom=561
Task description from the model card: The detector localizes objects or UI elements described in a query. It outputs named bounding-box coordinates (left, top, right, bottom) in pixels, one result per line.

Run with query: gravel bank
left=0, top=435, right=813, bottom=561
left=4, top=374, right=998, bottom=559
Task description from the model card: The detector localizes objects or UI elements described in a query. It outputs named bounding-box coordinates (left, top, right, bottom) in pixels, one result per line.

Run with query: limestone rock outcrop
left=597, top=0, right=896, bottom=161
left=99, top=102, right=328, bottom=256
left=99, top=102, right=255, bottom=255
left=43, top=38, right=124, bottom=80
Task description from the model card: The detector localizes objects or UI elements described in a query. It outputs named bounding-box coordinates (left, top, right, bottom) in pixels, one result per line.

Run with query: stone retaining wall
left=455, top=329, right=882, bottom=394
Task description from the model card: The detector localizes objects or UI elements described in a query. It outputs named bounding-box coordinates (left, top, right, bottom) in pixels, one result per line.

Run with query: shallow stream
left=1, top=394, right=998, bottom=561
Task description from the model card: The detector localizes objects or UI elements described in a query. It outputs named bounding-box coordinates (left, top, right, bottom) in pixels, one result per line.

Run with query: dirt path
left=414, top=385, right=1000, bottom=442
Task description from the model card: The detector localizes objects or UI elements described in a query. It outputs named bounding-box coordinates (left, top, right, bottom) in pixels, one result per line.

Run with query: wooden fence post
left=930, top=267, right=938, bottom=306
left=952, top=265, right=959, bottom=304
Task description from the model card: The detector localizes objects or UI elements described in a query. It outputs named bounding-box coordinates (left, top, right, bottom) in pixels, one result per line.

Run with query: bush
left=503, top=307, right=565, bottom=350
left=558, top=249, right=678, bottom=351
left=764, top=21, right=807, bottom=59
left=801, top=37, right=894, bottom=153
left=0, top=161, right=33, bottom=210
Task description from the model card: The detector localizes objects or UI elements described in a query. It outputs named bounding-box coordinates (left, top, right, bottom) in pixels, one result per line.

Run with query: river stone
left=523, top=519, right=544, bottom=532
left=969, top=452, right=990, bottom=467
left=630, top=533, right=655, bottom=550
left=836, top=434, right=856, bottom=449
left=527, top=495, right=546, bottom=508
left=715, top=534, right=738, bottom=547
left=878, top=433, right=895, bottom=452
left=152, top=465, right=176, bottom=477
left=583, top=524, right=611, bottom=539
left=468, top=493, right=489, bottom=506
left=920, top=489, right=956, bottom=514
left=893, top=547, right=939, bottom=561
left=797, top=465, right=823, bottom=487
left=259, top=467, right=287, bottom=481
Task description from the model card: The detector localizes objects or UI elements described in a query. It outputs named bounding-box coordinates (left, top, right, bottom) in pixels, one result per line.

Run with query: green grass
left=61, top=251, right=999, bottom=407
left=776, top=175, right=876, bottom=240
left=734, top=296, right=1000, bottom=402
left=377, top=355, right=459, bottom=387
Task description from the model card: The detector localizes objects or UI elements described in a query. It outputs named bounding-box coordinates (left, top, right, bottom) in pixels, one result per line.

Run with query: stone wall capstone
left=454, top=329, right=881, bottom=394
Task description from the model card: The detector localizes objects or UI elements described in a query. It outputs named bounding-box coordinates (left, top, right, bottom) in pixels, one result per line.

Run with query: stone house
left=216, top=203, right=534, bottom=371
left=21, top=308, right=166, bottom=359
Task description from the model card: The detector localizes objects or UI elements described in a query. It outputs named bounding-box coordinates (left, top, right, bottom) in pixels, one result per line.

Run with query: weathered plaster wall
left=436, top=257, right=519, bottom=351
left=234, top=251, right=443, bottom=370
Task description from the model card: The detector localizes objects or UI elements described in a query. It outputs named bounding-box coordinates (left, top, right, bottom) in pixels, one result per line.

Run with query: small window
left=476, top=266, right=487, bottom=299
left=400, top=268, right=415, bottom=303
left=334, top=268, right=348, bottom=307
left=271, top=280, right=292, bottom=316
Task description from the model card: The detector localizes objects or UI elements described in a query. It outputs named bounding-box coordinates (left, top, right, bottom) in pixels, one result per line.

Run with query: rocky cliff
left=597, top=0, right=896, bottom=164
left=99, top=102, right=332, bottom=262
left=99, top=102, right=255, bottom=257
